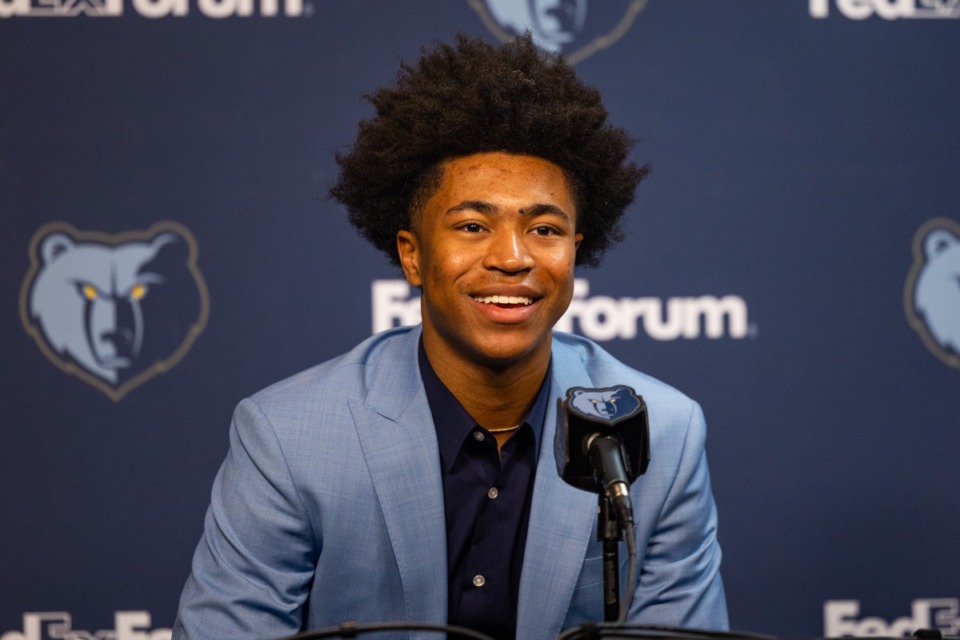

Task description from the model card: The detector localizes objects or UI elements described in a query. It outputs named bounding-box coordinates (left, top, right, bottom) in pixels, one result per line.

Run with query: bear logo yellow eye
left=82, top=285, right=98, bottom=300
left=131, top=284, right=147, bottom=300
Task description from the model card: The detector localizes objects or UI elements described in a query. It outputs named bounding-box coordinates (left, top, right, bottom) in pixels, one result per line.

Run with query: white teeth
left=473, top=295, right=534, bottom=305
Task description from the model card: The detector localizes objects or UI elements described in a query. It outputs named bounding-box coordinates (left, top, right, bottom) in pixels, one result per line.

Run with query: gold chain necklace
left=486, top=424, right=520, bottom=434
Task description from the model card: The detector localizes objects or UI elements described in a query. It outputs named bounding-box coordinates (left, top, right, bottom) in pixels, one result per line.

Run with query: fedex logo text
left=1, top=611, right=171, bottom=640
left=372, top=279, right=751, bottom=341
left=824, top=599, right=960, bottom=637
left=0, top=0, right=302, bottom=18
left=810, top=0, right=960, bottom=19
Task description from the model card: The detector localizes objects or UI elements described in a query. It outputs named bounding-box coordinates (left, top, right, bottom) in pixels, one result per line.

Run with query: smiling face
left=397, top=152, right=582, bottom=375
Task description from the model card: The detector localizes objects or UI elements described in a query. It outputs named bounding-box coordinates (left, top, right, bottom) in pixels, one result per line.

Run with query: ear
left=924, top=229, right=958, bottom=261
left=574, top=232, right=583, bottom=252
left=396, top=229, right=422, bottom=287
left=151, top=231, right=179, bottom=253
left=40, top=233, right=74, bottom=264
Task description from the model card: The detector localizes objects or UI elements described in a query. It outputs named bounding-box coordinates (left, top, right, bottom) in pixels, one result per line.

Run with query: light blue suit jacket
left=174, top=327, right=727, bottom=639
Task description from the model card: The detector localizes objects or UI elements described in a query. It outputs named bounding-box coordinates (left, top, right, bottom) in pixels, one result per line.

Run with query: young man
left=173, top=35, right=727, bottom=640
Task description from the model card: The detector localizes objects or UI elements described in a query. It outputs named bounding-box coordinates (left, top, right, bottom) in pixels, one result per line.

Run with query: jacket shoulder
left=246, top=326, right=420, bottom=418
left=552, top=332, right=697, bottom=412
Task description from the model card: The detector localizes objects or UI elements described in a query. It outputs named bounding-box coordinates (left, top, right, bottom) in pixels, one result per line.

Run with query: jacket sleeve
left=627, top=401, right=729, bottom=630
left=172, top=398, right=318, bottom=640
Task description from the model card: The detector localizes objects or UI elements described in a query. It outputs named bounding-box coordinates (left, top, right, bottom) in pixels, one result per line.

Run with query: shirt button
left=487, top=487, right=499, bottom=500
left=472, top=574, right=486, bottom=588
left=472, top=430, right=485, bottom=442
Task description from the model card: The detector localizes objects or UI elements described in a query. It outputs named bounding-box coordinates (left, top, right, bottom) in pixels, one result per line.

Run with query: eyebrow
left=445, top=200, right=572, bottom=222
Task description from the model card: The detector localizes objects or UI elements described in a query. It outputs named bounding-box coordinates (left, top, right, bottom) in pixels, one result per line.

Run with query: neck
left=421, top=334, right=551, bottom=432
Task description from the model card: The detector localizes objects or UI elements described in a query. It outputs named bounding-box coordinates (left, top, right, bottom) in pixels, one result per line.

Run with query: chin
left=470, top=334, right=551, bottom=368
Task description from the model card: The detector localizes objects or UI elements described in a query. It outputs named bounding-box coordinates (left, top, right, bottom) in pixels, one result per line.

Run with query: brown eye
left=131, top=284, right=148, bottom=300
left=82, top=285, right=98, bottom=300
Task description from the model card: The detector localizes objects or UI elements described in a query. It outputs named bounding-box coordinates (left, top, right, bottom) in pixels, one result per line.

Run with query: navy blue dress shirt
left=418, top=343, right=549, bottom=640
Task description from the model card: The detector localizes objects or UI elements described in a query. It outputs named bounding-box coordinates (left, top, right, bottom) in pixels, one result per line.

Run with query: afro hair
left=330, top=33, right=648, bottom=267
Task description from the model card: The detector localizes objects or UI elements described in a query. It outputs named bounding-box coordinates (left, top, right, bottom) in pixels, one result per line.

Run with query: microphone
left=554, top=385, right=650, bottom=522
left=555, top=385, right=649, bottom=622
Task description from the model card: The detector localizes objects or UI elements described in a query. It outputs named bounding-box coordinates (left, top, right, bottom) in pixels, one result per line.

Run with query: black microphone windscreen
left=554, top=385, right=650, bottom=493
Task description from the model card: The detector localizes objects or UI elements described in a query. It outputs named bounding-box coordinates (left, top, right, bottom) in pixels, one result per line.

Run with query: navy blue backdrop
left=3, top=1, right=959, bottom=638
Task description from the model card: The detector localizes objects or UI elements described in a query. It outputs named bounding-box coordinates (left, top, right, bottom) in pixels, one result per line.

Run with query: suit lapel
left=348, top=330, right=600, bottom=633
left=516, top=338, right=598, bottom=640
left=349, top=328, right=448, bottom=623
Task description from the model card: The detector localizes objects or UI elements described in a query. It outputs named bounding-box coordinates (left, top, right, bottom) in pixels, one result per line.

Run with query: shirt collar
left=418, top=339, right=550, bottom=472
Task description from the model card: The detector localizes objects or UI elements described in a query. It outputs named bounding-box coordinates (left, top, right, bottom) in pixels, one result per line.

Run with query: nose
left=91, top=296, right=141, bottom=364
left=482, top=228, right=534, bottom=273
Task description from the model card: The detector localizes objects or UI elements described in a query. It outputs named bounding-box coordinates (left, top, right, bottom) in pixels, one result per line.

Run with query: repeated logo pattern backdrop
left=1, top=2, right=958, bottom=637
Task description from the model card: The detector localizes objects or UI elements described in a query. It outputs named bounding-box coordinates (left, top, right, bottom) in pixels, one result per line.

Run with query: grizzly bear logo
left=905, top=217, right=960, bottom=370
left=469, top=0, right=648, bottom=65
left=20, top=221, right=209, bottom=401
left=567, top=385, right=643, bottom=424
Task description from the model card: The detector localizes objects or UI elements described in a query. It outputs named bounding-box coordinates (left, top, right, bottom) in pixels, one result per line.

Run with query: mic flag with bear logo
left=554, top=385, right=650, bottom=494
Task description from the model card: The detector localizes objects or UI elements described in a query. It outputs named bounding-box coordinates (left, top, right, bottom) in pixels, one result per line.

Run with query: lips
left=471, top=295, right=534, bottom=306
left=467, top=288, right=542, bottom=326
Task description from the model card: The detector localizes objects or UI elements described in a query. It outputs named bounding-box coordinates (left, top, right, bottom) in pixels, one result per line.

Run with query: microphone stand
left=598, top=492, right=623, bottom=622
left=556, top=385, right=648, bottom=625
